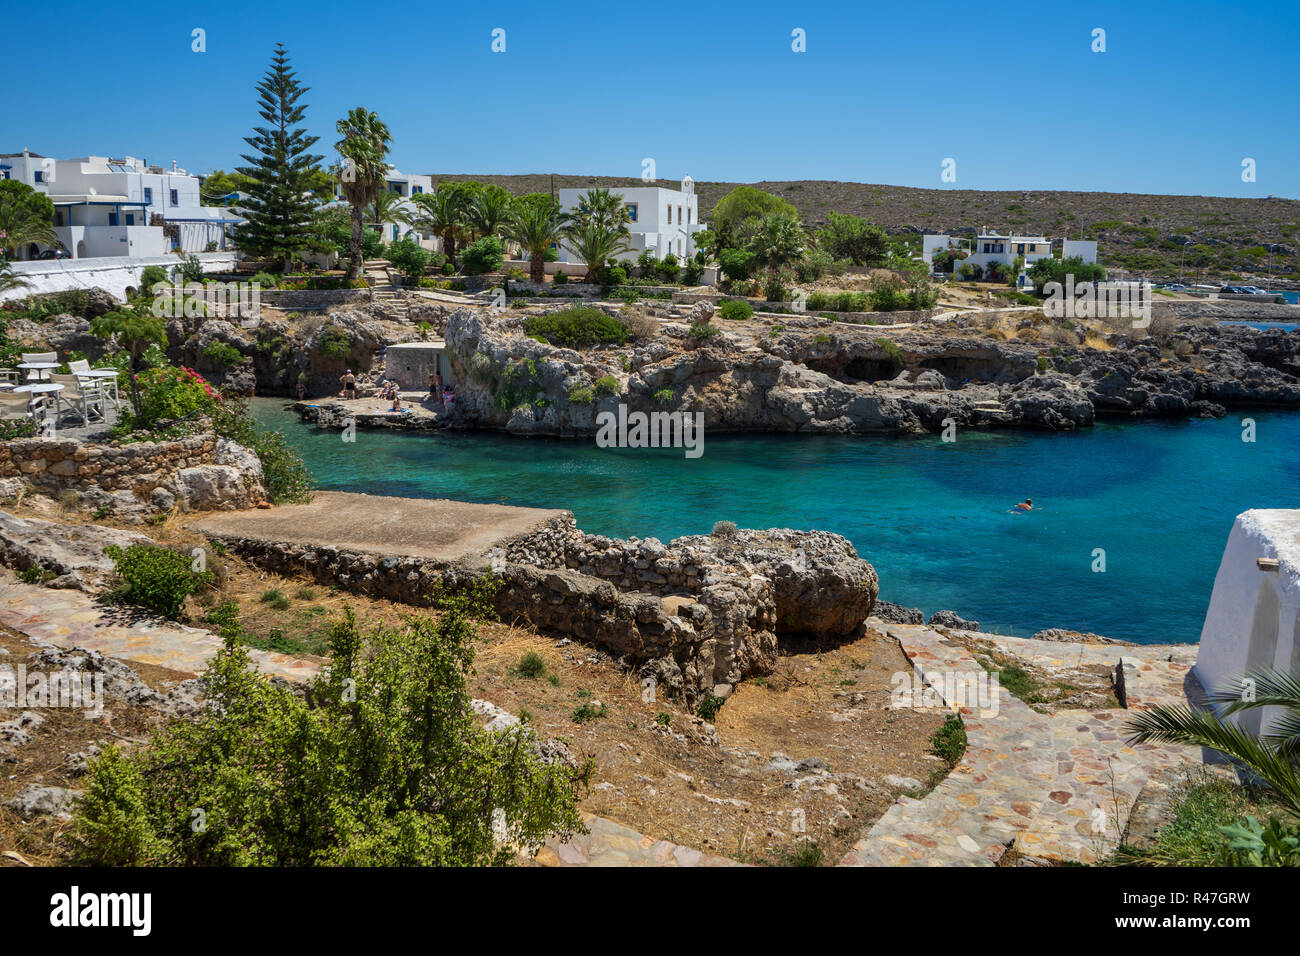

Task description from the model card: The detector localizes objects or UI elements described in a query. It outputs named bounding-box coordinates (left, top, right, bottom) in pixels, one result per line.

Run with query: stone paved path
left=840, top=623, right=1208, bottom=866
left=531, top=814, right=743, bottom=867
left=0, top=570, right=317, bottom=682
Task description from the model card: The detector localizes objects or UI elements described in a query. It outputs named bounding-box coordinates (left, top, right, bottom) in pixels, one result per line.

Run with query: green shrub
left=573, top=701, right=605, bottom=724
left=874, top=338, right=903, bottom=366
left=930, top=713, right=967, bottom=767
left=105, top=544, right=211, bottom=620
left=657, top=253, right=679, bottom=282
left=689, top=321, right=718, bottom=341
left=315, top=324, right=352, bottom=359
left=552, top=271, right=568, bottom=285
left=592, top=375, right=620, bottom=397
left=69, top=590, right=586, bottom=866
left=595, top=264, right=627, bottom=287
left=203, top=340, right=245, bottom=369
left=1037, top=355, right=1050, bottom=373
left=568, top=385, right=594, bottom=404
left=515, top=652, right=547, bottom=678
left=386, top=236, right=432, bottom=280
left=259, top=588, right=291, bottom=610
left=250, top=271, right=279, bottom=289
left=697, top=695, right=725, bottom=721
left=461, top=236, right=505, bottom=275
left=717, top=298, right=754, bottom=321
left=636, top=251, right=660, bottom=276
left=652, top=388, right=675, bottom=405
left=139, top=265, right=170, bottom=295
left=523, top=307, right=629, bottom=349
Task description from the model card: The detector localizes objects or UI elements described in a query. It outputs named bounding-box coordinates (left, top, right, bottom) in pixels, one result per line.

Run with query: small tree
left=335, top=107, right=393, bottom=280
left=504, top=198, right=569, bottom=283
left=89, top=309, right=167, bottom=420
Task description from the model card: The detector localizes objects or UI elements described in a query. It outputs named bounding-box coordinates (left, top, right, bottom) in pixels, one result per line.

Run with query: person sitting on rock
left=340, top=370, right=357, bottom=400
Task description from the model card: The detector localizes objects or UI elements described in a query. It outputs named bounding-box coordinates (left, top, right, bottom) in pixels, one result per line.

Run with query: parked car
left=35, top=249, right=71, bottom=260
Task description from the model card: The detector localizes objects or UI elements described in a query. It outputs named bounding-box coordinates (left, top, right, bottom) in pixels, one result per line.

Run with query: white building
left=1, top=149, right=242, bottom=260
left=331, top=166, right=437, bottom=248
left=556, top=184, right=705, bottom=263
left=923, top=229, right=1099, bottom=282
left=1196, top=510, right=1300, bottom=737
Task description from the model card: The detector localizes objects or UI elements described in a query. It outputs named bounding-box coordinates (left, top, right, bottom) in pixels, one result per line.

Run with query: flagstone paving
left=0, top=570, right=316, bottom=682
left=840, top=623, right=1210, bottom=866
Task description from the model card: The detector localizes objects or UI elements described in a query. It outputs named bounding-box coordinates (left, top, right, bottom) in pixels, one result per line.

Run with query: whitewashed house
left=331, top=165, right=437, bottom=249
left=1, top=149, right=242, bottom=259
left=923, top=229, right=1099, bottom=287
left=556, top=184, right=705, bottom=264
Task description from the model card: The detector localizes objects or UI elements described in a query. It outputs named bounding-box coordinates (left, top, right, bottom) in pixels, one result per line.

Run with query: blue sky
left=4, top=0, right=1298, bottom=198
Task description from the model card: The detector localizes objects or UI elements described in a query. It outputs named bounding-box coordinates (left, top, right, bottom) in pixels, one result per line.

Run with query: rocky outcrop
left=433, top=308, right=1300, bottom=439
left=928, top=609, right=979, bottom=631
left=0, top=511, right=153, bottom=590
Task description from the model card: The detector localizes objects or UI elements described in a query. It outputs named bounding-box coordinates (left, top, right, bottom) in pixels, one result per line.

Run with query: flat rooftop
left=189, top=491, right=567, bottom=563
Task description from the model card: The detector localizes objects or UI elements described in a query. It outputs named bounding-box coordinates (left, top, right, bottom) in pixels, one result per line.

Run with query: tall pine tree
left=234, top=44, right=323, bottom=272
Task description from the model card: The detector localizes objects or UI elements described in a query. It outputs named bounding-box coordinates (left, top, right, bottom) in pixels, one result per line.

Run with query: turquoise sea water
left=252, top=399, right=1300, bottom=645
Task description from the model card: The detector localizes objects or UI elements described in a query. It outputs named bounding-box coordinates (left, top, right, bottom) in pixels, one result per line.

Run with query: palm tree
left=0, top=261, right=30, bottom=295
left=466, top=185, right=514, bottom=244
left=1127, top=667, right=1300, bottom=816
left=334, top=107, right=392, bottom=279
left=570, top=188, right=631, bottom=236
left=408, top=187, right=467, bottom=265
left=368, top=189, right=406, bottom=240
left=749, top=210, right=805, bottom=273
left=0, top=181, right=61, bottom=258
left=504, top=198, right=570, bottom=283
left=565, top=222, right=631, bottom=283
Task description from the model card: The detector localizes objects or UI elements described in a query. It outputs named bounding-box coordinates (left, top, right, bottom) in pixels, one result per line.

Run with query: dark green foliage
left=1028, top=255, right=1107, bottom=287
left=697, top=695, right=725, bottom=721
left=105, top=544, right=211, bottom=620
left=385, top=236, right=432, bottom=280
left=523, top=307, right=629, bottom=348
left=717, top=298, right=754, bottom=321
left=816, top=212, right=890, bottom=266
left=930, top=713, right=967, bottom=767
left=461, top=236, right=504, bottom=275
left=70, top=590, right=587, bottom=866
left=232, top=44, right=325, bottom=270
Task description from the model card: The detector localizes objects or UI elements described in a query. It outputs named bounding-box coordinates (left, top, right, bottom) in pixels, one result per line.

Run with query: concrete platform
left=189, top=491, right=567, bottom=563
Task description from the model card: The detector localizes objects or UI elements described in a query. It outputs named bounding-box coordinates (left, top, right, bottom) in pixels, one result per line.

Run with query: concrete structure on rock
left=1196, top=509, right=1300, bottom=736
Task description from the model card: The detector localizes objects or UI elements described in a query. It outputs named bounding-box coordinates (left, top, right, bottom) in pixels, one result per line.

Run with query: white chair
left=0, top=369, right=18, bottom=389
left=20, top=352, right=57, bottom=382
left=0, top=391, right=52, bottom=430
left=51, top=374, right=105, bottom=426
left=68, top=359, right=91, bottom=374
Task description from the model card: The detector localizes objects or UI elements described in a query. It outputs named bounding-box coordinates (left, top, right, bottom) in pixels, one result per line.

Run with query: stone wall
left=259, top=289, right=372, bottom=312
left=0, top=433, right=264, bottom=516
left=0, top=253, right=239, bottom=304
left=207, top=515, right=878, bottom=705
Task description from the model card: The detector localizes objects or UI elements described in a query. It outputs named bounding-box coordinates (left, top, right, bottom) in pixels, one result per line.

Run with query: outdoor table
left=13, top=383, right=64, bottom=395
left=16, top=362, right=59, bottom=382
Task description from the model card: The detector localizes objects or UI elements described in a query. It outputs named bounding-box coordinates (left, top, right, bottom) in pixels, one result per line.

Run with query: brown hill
left=425, top=173, right=1300, bottom=281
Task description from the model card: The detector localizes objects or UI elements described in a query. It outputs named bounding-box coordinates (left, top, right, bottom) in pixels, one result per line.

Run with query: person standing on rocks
left=341, top=369, right=357, bottom=400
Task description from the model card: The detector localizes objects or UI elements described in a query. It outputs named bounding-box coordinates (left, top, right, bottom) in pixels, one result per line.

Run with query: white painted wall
left=556, top=186, right=704, bottom=262
left=0, top=252, right=238, bottom=303
left=1196, top=509, right=1300, bottom=737
left=1063, top=239, right=1099, bottom=264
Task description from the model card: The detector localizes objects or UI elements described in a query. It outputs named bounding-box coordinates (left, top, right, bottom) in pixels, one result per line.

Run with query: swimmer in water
left=1016, top=498, right=1033, bottom=511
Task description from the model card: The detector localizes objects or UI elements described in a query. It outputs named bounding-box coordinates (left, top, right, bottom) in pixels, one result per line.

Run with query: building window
left=169, top=189, right=178, bottom=206
left=625, top=203, right=638, bottom=222
left=667, top=205, right=672, bottom=224
left=126, top=213, right=135, bottom=226
left=678, top=205, right=682, bottom=225
left=108, top=211, right=119, bottom=226
left=412, top=185, right=423, bottom=194
left=34, top=170, right=45, bottom=184
left=54, top=211, right=64, bottom=226
left=687, top=207, right=691, bottom=224
left=143, top=187, right=152, bottom=205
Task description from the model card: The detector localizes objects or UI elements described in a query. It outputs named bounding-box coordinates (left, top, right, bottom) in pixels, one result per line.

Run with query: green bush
left=515, top=652, right=547, bottom=678
left=718, top=248, right=757, bottom=282
left=139, top=265, right=170, bottom=296
left=203, top=341, right=245, bottom=369
left=552, top=271, right=568, bottom=285
left=523, top=307, right=629, bottom=349
left=595, top=264, right=627, bottom=287
left=567, top=385, right=595, bottom=404
left=717, top=298, right=754, bottom=321
left=636, top=251, right=660, bottom=276
left=592, top=375, right=620, bottom=397
left=653, top=388, right=675, bottom=405
left=210, top=394, right=313, bottom=503
left=697, top=695, right=725, bottom=721
left=386, top=236, right=432, bottom=280
left=930, top=713, right=967, bottom=767
left=105, top=544, right=211, bottom=620
left=658, top=253, right=679, bottom=282
left=461, top=236, right=505, bottom=275
left=69, top=591, right=586, bottom=866
left=250, top=271, right=279, bottom=289
left=689, top=321, right=719, bottom=340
